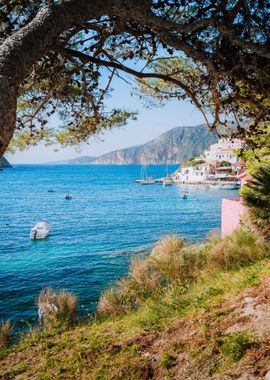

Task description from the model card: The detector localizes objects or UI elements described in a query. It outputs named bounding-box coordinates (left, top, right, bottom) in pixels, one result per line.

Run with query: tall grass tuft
left=38, top=287, right=77, bottom=328
left=98, top=282, right=136, bottom=316
left=208, top=228, right=269, bottom=270
left=150, top=236, right=205, bottom=283
left=98, top=235, right=205, bottom=315
left=0, top=320, right=12, bottom=349
left=97, top=229, right=270, bottom=317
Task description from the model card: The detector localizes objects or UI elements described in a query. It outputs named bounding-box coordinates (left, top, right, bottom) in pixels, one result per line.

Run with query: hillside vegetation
left=1, top=228, right=270, bottom=379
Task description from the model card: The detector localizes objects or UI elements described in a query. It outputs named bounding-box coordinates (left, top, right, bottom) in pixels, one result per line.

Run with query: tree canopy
left=0, top=0, right=269, bottom=155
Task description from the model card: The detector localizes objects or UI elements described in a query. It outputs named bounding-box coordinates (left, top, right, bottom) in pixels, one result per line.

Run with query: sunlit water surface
left=0, top=165, right=239, bottom=328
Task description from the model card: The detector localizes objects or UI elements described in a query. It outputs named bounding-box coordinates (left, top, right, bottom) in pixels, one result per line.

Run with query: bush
left=97, top=236, right=207, bottom=316
left=0, top=320, right=12, bottom=349
left=160, top=352, right=176, bottom=369
left=208, top=228, right=268, bottom=270
left=150, top=236, right=205, bottom=283
left=182, top=159, right=205, bottom=168
left=38, top=288, right=77, bottom=328
left=219, top=332, right=258, bottom=362
left=97, top=282, right=136, bottom=316
left=241, top=165, right=270, bottom=239
left=97, top=229, right=269, bottom=319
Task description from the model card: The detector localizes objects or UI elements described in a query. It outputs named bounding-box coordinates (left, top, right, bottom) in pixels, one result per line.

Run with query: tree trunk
left=0, top=73, right=18, bottom=155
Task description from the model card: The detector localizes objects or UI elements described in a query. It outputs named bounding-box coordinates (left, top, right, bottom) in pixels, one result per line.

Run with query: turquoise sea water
left=0, top=165, right=239, bottom=328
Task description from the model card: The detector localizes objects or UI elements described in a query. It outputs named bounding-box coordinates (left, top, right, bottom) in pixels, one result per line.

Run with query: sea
left=0, top=165, right=239, bottom=329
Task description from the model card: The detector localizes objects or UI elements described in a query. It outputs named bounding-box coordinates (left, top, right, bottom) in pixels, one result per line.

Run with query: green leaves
left=55, top=109, right=137, bottom=147
left=241, top=165, right=270, bottom=239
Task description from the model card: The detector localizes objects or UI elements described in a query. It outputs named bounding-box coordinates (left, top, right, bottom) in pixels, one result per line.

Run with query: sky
left=6, top=75, right=206, bottom=164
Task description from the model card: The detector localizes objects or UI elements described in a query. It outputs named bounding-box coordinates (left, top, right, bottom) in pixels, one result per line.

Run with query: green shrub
left=160, top=352, right=176, bottom=369
left=97, top=282, right=136, bottom=316
left=219, top=332, right=258, bottom=362
left=0, top=320, right=12, bottom=349
left=241, top=165, right=270, bottom=239
left=38, top=288, right=77, bottom=328
left=182, top=159, right=205, bottom=168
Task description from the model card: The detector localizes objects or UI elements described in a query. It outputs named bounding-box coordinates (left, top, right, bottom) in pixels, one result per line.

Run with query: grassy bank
left=1, top=228, right=270, bottom=379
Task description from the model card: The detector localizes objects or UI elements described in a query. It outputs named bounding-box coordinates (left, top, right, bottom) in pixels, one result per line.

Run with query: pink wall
left=221, top=198, right=246, bottom=237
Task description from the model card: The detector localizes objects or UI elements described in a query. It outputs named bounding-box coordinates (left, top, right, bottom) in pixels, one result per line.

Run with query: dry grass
left=98, top=235, right=205, bottom=316
left=97, top=229, right=270, bottom=317
left=98, top=282, right=135, bottom=316
left=0, top=320, right=12, bottom=349
left=208, top=228, right=269, bottom=270
left=150, top=236, right=205, bottom=283
left=38, top=287, right=77, bottom=328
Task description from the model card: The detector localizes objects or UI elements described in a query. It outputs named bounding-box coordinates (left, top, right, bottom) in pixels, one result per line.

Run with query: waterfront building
left=204, top=138, right=244, bottom=164
left=176, top=138, right=245, bottom=183
left=176, top=162, right=212, bottom=183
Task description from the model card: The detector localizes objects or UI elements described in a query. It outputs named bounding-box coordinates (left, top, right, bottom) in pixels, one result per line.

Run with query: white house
left=204, top=138, right=244, bottom=164
left=175, top=138, right=245, bottom=183
left=176, top=163, right=211, bottom=183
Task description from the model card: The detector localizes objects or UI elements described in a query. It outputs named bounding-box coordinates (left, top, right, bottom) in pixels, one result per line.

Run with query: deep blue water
left=0, top=165, right=239, bottom=328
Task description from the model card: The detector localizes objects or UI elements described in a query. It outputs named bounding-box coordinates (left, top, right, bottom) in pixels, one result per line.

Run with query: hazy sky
left=7, top=75, right=205, bottom=164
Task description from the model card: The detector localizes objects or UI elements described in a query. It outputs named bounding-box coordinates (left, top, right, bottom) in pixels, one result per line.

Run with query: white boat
left=209, top=181, right=240, bottom=190
left=30, top=222, right=50, bottom=240
left=135, top=165, right=156, bottom=185
left=163, top=177, right=173, bottom=186
left=219, top=182, right=240, bottom=190
left=140, top=179, right=156, bottom=185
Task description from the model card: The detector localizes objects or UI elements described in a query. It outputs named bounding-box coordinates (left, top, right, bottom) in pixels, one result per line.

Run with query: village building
left=177, top=162, right=211, bottom=183
left=175, top=138, right=245, bottom=183
left=204, top=138, right=244, bottom=164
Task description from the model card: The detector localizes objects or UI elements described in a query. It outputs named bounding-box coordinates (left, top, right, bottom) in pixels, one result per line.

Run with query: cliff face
left=93, top=124, right=218, bottom=165
left=0, top=156, right=12, bottom=167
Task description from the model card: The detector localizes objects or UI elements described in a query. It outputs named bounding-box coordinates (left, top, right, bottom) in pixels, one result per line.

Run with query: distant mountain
left=46, top=155, right=96, bottom=165
left=0, top=157, right=12, bottom=168
left=43, top=124, right=218, bottom=165
left=92, top=124, right=218, bottom=165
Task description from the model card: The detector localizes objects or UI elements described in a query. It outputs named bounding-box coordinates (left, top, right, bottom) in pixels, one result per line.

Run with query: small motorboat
left=219, top=182, right=240, bottom=190
left=30, top=222, right=50, bottom=240
left=163, top=177, right=173, bottom=187
left=65, top=193, right=72, bottom=199
left=48, top=189, right=56, bottom=193
left=182, top=192, right=188, bottom=199
left=209, top=181, right=240, bottom=190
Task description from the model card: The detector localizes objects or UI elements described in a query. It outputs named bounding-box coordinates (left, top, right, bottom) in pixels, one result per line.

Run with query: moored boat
left=140, top=179, right=156, bottom=185
left=135, top=165, right=156, bottom=185
left=219, top=182, right=240, bottom=190
left=30, top=222, right=50, bottom=240
left=163, top=177, right=173, bottom=186
left=209, top=181, right=240, bottom=190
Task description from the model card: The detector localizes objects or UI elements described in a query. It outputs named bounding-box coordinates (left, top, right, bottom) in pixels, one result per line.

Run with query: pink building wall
left=221, top=172, right=248, bottom=237
left=221, top=198, right=246, bottom=238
